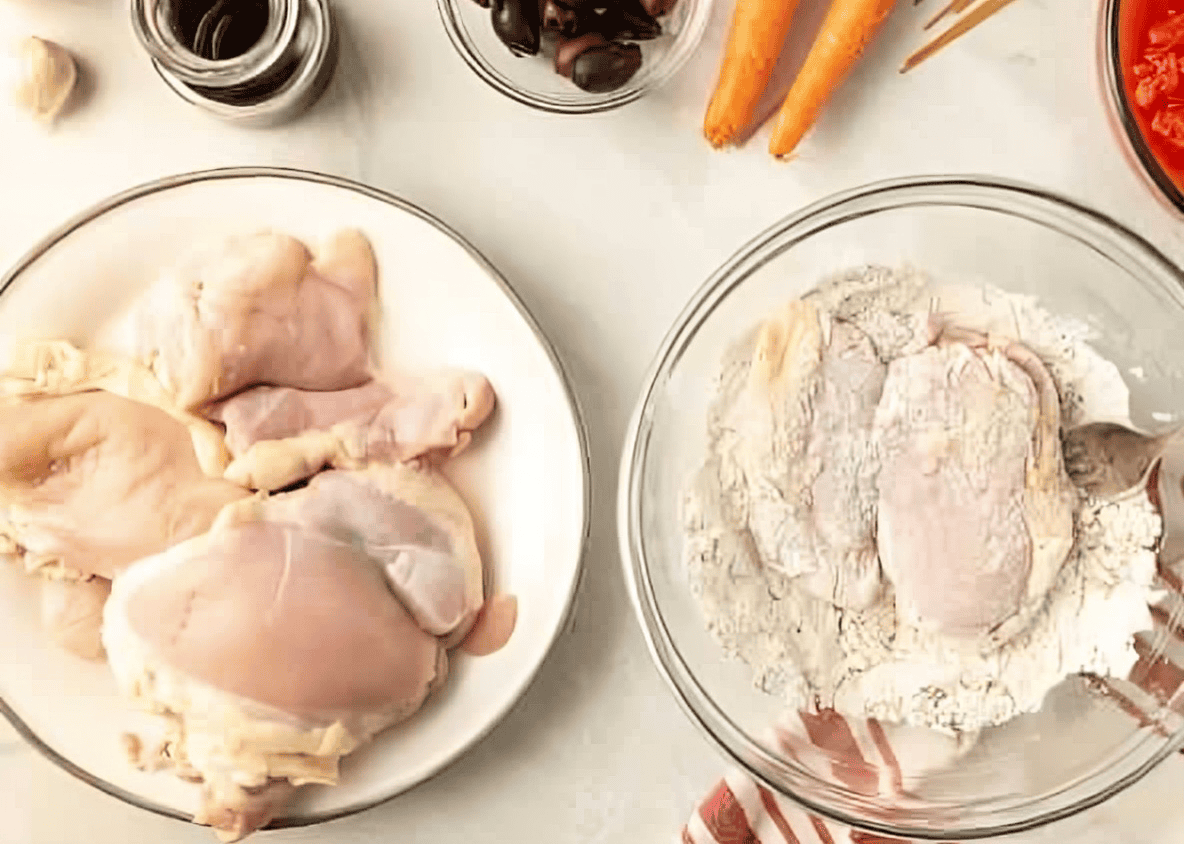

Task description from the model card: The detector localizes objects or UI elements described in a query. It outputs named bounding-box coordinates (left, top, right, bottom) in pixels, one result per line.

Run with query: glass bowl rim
left=434, top=0, right=713, bottom=115
left=617, top=173, right=1184, bottom=840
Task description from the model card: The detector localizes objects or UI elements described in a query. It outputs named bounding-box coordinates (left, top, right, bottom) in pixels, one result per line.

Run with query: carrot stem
left=703, top=0, right=803, bottom=148
left=767, top=0, right=896, bottom=158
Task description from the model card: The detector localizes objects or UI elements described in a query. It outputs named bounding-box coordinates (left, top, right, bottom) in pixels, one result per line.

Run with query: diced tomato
left=1152, top=105, right=1184, bottom=146
left=1135, top=50, right=1179, bottom=107
left=1122, top=1, right=1184, bottom=187
left=1149, top=10, right=1184, bottom=46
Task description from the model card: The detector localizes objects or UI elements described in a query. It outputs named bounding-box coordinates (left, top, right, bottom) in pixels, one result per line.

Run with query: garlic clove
left=5, top=36, right=78, bottom=123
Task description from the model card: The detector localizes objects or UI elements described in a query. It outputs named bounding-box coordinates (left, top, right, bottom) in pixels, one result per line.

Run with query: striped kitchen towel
left=682, top=559, right=1184, bottom=844
left=684, top=709, right=973, bottom=844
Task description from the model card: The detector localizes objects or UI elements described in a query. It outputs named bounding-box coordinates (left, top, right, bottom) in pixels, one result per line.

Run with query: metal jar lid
left=130, top=0, right=339, bottom=127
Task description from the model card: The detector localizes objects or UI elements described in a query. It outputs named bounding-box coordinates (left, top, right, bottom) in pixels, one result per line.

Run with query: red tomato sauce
left=1120, top=0, right=1184, bottom=192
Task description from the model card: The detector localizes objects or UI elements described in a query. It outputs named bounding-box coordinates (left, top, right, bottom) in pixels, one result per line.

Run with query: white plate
left=0, top=168, right=590, bottom=829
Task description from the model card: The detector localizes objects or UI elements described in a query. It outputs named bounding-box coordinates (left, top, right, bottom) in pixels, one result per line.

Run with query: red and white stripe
left=683, top=771, right=914, bottom=844
left=682, top=557, right=1184, bottom=844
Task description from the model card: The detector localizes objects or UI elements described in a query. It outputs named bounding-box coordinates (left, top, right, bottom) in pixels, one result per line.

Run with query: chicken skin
left=124, top=229, right=377, bottom=410
left=102, top=462, right=484, bottom=840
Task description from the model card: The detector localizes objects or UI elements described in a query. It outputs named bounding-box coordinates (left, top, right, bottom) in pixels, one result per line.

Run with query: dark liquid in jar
left=172, top=0, right=270, bottom=60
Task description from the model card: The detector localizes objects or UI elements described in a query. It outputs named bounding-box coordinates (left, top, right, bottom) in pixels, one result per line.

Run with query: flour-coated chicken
left=724, top=299, right=886, bottom=610
left=873, top=326, right=1075, bottom=639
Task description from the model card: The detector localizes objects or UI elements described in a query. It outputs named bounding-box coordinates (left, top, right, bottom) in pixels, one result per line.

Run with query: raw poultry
left=0, top=389, right=249, bottom=659
left=238, top=463, right=486, bottom=644
left=103, top=463, right=483, bottom=841
left=0, top=227, right=502, bottom=840
left=0, top=339, right=250, bottom=659
left=208, top=371, right=495, bottom=460
left=39, top=576, right=112, bottom=661
left=0, top=391, right=248, bottom=581
left=722, top=299, right=886, bottom=611
left=208, top=368, right=496, bottom=491
left=682, top=269, right=1148, bottom=733
left=117, top=228, right=378, bottom=410
left=873, top=321, right=1076, bottom=641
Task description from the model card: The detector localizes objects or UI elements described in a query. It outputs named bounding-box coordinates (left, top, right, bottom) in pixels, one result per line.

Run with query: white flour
left=683, top=266, right=1163, bottom=733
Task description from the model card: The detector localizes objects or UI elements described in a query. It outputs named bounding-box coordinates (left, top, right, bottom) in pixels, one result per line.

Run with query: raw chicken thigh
left=873, top=325, right=1076, bottom=639
left=254, top=464, right=486, bottom=644
left=39, top=576, right=111, bottom=660
left=0, top=391, right=247, bottom=580
left=123, top=229, right=377, bottom=410
left=209, top=380, right=395, bottom=455
left=208, top=369, right=496, bottom=491
left=102, top=461, right=484, bottom=840
left=0, top=224, right=503, bottom=841
left=0, top=339, right=232, bottom=475
left=0, top=342, right=246, bottom=659
left=798, top=318, right=887, bottom=609
left=725, top=299, right=886, bottom=609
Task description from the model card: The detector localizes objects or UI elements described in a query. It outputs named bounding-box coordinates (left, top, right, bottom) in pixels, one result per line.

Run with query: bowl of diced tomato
left=1101, top=0, right=1184, bottom=214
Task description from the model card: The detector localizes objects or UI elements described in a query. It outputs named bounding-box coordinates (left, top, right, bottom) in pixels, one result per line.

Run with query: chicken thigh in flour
left=873, top=323, right=1076, bottom=640
left=723, top=298, right=886, bottom=610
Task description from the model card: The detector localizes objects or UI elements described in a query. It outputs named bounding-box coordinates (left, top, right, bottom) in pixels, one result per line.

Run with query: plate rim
left=0, top=165, right=593, bottom=831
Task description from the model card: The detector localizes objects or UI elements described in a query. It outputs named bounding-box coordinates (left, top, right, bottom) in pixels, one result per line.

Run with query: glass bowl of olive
left=437, top=0, right=711, bottom=112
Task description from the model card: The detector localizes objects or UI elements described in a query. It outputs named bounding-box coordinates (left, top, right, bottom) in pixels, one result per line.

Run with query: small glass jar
left=129, top=0, right=338, bottom=126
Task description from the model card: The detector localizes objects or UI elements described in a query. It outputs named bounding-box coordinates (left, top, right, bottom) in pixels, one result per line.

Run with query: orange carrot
left=703, top=0, right=803, bottom=148
left=767, top=0, right=896, bottom=158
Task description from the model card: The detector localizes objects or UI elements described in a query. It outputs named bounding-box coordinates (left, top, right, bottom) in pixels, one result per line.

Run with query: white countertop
left=1, top=0, right=1184, bottom=841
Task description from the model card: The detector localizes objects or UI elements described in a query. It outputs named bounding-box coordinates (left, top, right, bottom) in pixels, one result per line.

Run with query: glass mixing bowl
left=436, top=0, right=711, bottom=113
left=618, top=175, right=1184, bottom=839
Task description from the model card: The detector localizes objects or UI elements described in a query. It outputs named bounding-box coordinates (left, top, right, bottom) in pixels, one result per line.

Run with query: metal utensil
left=1152, top=444, right=1184, bottom=569
left=1061, top=421, right=1179, bottom=499
left=1062, top=420, right=1184, bottom=568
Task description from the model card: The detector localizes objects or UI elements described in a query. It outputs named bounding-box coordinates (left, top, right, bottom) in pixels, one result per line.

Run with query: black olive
left=561, top=9, right=599, bottom=39
left=570, top=40, right=641, bottom=92
left=639, top=0, right=676, bottom=17
left=541, top=0, right=579, bottom=34
left=540, top=28, right=562, bottom=59
left=492, top=0, right=541, bottom=56
left=554, top=31, right=607, bottom=76
left=597, top=0, right=661, bottom=40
